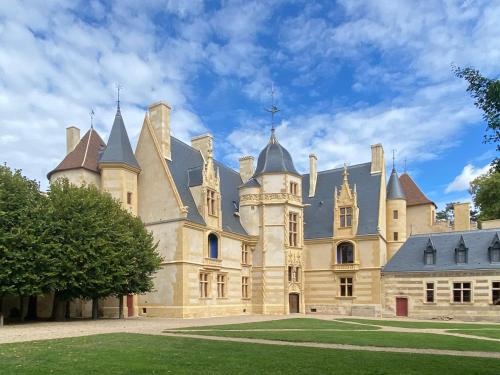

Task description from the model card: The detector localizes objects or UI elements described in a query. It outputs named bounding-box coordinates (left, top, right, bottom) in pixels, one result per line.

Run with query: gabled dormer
left=454, top=235, right=468, bottom=264
left=489, top=233, right=500, bottom=263
left=190, top=134, right=222, bottom=229
left=424, top=237, right=436, bottom=265
left=333, top=165, right=359, bottom=237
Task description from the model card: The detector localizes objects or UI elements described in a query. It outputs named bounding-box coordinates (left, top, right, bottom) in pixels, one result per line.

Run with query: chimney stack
left=453, top=202, right=471, bottom=231
left=66, top=126, right=80, bottom=155
left=191, top=134, right=213, bottom=162
left=309, top=153, right=317, bottom=197
left=239, top=156, right=254, bottom=183
left=148, top=101, right=171, bottom=160
left=371, top=143, right=384, bottom=174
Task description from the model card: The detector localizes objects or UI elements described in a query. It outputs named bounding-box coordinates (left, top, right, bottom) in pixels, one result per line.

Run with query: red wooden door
left=127, top=295, right=134, bottom=317
left=396, top=297, right=408, bottom=317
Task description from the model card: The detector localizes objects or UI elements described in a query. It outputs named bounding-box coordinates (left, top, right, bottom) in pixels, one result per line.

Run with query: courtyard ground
left=0, top=315, right=499, bottom=374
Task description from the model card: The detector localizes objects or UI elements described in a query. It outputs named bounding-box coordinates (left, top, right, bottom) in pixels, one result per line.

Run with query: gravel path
left=0, top=315, right=286, bottom=345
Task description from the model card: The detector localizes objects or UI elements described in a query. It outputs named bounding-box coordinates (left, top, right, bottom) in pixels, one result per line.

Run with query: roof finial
left=115, top=83, right=122, bottom=110
left=90, top=108, right=95, bottom=129
left=392, top=149, right=396, bottom=171
left=404, top=158, right=407, bottom=174
left=265, top=82, right=280, bottom=133
left=343, top=162, right=349, bottom=182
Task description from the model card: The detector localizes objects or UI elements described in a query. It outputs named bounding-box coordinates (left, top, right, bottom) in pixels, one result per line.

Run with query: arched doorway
left=289, top=293, right=299, bottom=313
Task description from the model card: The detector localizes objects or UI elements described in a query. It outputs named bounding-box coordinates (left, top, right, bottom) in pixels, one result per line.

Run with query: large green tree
left=454, top=67, right=499, bottom=220
left=109, top=212, right=161, bottom=318
left=470, top=170, right=500, bottom=222
left=454, top=66, right=500, bottom=167
left=0, top=165, right=48, bottom=326
left=45, top=179, right=161, bottom=320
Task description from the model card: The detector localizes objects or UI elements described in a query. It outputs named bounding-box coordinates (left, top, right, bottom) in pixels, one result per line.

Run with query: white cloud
left=445, top=164, right=490, bottom=193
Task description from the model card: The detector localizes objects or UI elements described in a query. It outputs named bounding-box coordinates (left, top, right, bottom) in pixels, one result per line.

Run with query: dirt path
left=161, top=332, right=500, bottom=359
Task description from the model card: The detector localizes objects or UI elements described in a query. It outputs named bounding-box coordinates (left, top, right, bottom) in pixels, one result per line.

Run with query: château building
left=4, top=99, right=497, bottom=322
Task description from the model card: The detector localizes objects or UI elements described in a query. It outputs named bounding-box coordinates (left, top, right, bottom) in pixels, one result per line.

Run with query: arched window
left=208, top=233, right=219, bottom=259
left=337, top=242, right=354, bottom=264
left=489, top=234, right=500, bottom=263
left=455, top=236, right=468, bottom=264
left=424, top=238, right=436, bottom=265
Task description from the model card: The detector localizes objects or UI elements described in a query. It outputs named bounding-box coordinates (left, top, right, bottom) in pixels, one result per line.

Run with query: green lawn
left=179, top=318, right=379, bottom=330
left=174, top=329, right=500, bottom=352
left=340, top=318, right=500, bottom=330
left=1, top=333, right=500, bottom=375
left=449, top=330, right=500, bottom=340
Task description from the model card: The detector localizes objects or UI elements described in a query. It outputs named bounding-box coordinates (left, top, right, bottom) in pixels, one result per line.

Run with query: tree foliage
left=0, top=165, right=48, bottom=324
left=470, top=170, right=500, bottom=222
left=454, top=66, right=500, bottom=170
left=45, top=178, right=161, bottom=319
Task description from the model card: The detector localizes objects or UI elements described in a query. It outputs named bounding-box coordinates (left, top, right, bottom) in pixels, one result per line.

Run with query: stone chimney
left=66, top=126, right=80, bottom=155
left=308, top=153, right=317, bottom=197
left=148, top=101, right=171, bottom=160
left=371, top=143, right=384, bottom=174
left=191, top=134, right=213, bottom=161
left=239, top=156, right=254, bottom=183
left=454, top=202, right=471, bottom=231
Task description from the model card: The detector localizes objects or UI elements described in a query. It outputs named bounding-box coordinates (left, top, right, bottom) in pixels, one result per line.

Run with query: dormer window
left=207, top=189, right=217, bottom=216
left=424, top=238, right=436, bottom=265
left=455, top=236, right=468, bottom=264
left=489, top=234, right=500, bottom=263
left=340, top=207, right=352, bottom=228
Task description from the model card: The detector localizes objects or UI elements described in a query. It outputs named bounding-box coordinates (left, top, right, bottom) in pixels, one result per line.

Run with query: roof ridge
left=410, top=228, right=498, bottom=238
left=81, top=127, right=93, bottom=168
left=303, top=162, right=371, bottom=177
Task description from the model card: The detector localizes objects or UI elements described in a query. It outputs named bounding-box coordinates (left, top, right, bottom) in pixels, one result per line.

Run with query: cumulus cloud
left=445, top=164, right=490, bottom=193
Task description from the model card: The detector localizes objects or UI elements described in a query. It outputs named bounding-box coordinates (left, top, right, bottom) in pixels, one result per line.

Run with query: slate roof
left=387, top=168, right=406, bottom=200
left=302, top=162, right=381, bottom=239
left=47, top=128, right=106, bottom=179
left=399, top=173, right=435, bottom=207
left=99, top=108, right=140, bottom=170
left=253, top=130, right=299, bottom=177
left=167, top=137, right=247, bottom=235
left=383, top=229, right=500, bottom=273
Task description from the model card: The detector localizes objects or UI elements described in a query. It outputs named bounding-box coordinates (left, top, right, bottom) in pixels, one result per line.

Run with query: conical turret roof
left=99, top=107, right=140, bottom=170
left=253, top=130, right=298, bottom=177
left=387, top=167, right=405, bottom=200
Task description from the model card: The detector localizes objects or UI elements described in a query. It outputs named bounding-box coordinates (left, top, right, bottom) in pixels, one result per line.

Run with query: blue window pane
left=209, top=234, right=218, bottom=259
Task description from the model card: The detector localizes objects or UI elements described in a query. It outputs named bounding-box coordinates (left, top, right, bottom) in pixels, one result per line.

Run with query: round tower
left=240, top=129, right=304, bottom=315
left=98, top=104, right=141, bottom=318
left=386, top=165, right=406, bottom=260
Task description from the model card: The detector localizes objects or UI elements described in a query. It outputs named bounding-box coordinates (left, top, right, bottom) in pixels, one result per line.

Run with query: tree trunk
left=65, top=300, right=71, bottom=320
left=119, top=296, right=124, bottom=319
left=19, top=296, right=25, bottom=322
left=92, top=298, right=98, bottom=320
left=27, top=296, right=37, bottom=321
left=51, top=292, right=66, bottom=321
left=0, top=295, right=4, bottom=327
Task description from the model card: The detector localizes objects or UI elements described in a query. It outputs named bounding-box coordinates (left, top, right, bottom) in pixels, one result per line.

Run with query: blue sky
left=0, top=0, right=498, bottom=210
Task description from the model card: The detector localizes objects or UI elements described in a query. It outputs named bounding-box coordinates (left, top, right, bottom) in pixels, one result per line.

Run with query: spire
left=90, top=108, right=95, bottom=129
left=99, top=101, right=140, bottom=171
left=265, top=83, right=280, bottom=133
left=116, top=83, right=122, bottom=111
left=387, top=159, right=406, bottom=200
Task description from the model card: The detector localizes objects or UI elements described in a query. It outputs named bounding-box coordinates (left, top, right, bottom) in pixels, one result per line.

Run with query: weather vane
left=90, top=108, right=95, bottom=129
left=115, top=83, right=122, bottom=109
left=265, top=83, right=280, bottom=131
